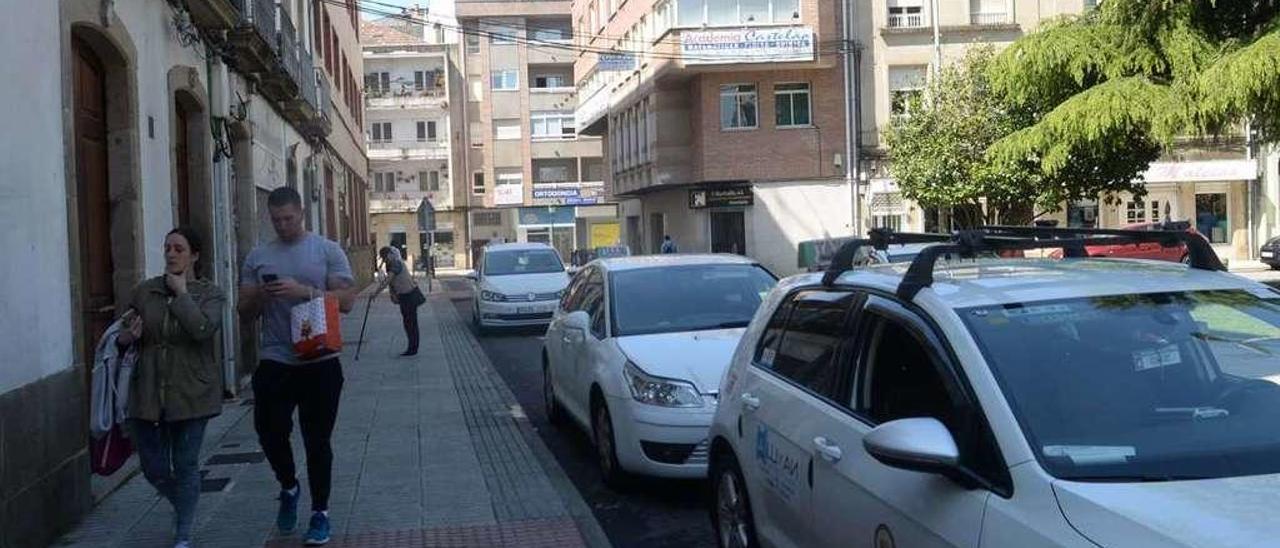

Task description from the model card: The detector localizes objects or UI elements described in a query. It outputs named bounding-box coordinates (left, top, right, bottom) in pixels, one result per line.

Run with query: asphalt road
left=444, top=279, right=717, bottom=548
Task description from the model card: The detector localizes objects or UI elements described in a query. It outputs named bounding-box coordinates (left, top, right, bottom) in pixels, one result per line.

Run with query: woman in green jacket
left=117, top=227, right=225, bottom=548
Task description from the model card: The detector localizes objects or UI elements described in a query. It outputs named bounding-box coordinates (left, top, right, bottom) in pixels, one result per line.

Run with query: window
left=491, top=70, right=519, bottom=91
left=531, top=111, right=576, bottom=139
left=611, top=265, right=777, bottom=337
left=373, top=172, right=396, bottom=192
left=871, top=214, right=903, bottom=232
left=1126, top=199, right=1147, bottom=224
left=464, top=23, right=480, bottom=53
left=468, top=77, right=483, bottom=101
left=415, top=120, right=437, bottom=141
left=533, top=74, right=568, bottom=88
left=529, top=22, right=572, bottom=41
left=537, top=164, right=571, bottom=183
left=469, top=121, right=483, bottom=147
left=887, top=0, right=925, bottom=28
left=489, top=22, right=518, bottom=45
left=417, top=121, right=427, bottom=141
left=413, top=70, right=440, bottom=91
left=429, top=171, right=441, bottom=191
left=475, top=211, right=502, bottom=226
left=755, top=300, right=794, bottom=367
left=472, top=172, right=485, bottom=195
left=494, top=119, right=522, bottom=140
left=675, top=0, right=802, bottom=26
left=371, top=122, right=392, bottom=142
left=678, top=0, right=704, bottom=26
left=583, top=157, right=605, bottom=181
left=580, top=269, right=607, bottom=338
left=366, top=71, right=391, bottom=95
left=775, top=83, right=811, bottom=127
left=720, top=84, right=758, bottom=129
left=766, top=291, right=852, bottom=397
left=889, top=66, right=927, bottom=117
left=496, top=170, right=523, bottom=186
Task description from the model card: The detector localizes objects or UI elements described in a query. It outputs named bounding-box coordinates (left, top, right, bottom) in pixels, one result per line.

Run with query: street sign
left=689, top=186, right=753, bottom=209
left=416, top=198, right=436, bottom=232
left=598, top=53, right=636, bottom=72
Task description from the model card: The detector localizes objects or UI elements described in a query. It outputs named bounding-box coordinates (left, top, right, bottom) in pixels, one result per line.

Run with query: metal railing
left=233, top=0, right=277, bottom=50
left=277, top=5, right=300, bottom=85
left=970, top=11, right=1011, bottom=25
left=887, top=12, right=925, bottom=28
left=298, top=48, right=318, bottom=111
left=315, top=68, right=332, bottom=122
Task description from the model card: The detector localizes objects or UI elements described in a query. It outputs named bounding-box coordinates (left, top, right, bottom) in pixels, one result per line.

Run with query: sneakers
left=276, top=487, right=300, bottom=534
left=304, top=512, right=331, bottom=546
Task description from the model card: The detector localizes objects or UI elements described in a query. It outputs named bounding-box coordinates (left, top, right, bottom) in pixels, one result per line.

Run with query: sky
left=359, top=0, right=425, bottom=20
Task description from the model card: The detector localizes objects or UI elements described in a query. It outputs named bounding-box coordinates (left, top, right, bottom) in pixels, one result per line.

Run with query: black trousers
left=399, top=298, right=420, bottom=352
left=252, top=358, right=344, bottom=512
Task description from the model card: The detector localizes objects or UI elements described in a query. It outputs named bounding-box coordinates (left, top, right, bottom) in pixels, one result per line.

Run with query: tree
left=987, top=0, right=1280, bottom=180
left=885, top=47, right=1150, bottom=228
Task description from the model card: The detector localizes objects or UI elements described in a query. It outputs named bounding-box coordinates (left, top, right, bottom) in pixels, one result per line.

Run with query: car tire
left=472, top=304, right=489, bottom=336
left=710, top=450, right=760, bottom=548
left=543, top=358, right=566, bottom=426
left=592, top=399, right=629, bottom=490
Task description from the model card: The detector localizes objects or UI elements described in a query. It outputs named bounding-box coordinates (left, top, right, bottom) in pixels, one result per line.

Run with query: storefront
left=517, top=205, right=577, bottom=260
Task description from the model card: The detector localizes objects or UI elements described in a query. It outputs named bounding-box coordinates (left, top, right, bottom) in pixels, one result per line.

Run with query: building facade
left=0, top=1, right=368, bottom=545
left=457, top=0, right=614, bottom=267
left=362, top=12, right=468, bottom=269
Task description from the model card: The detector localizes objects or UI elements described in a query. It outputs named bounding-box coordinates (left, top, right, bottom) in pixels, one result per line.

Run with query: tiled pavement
left=57, top=283, right=608, bottom=548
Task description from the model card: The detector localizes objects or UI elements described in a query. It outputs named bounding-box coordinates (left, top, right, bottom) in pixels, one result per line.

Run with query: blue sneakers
left=276, top=487, right=300, bottom=534
left=304, top=512, right=331, bottom=546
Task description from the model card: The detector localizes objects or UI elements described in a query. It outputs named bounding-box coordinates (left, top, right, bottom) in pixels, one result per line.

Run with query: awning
left=1141, top=160, right=1257, bottom=183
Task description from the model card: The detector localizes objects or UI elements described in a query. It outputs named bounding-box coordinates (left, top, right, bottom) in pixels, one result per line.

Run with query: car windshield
left=961, top=289, right=1280, bottom=481
left=610, top=264, right=777, bottom=337
left=484, top=249, right=564, bottom=276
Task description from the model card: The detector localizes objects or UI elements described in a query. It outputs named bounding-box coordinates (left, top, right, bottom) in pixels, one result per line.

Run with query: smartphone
left=262, top=274, right=279, bottom=284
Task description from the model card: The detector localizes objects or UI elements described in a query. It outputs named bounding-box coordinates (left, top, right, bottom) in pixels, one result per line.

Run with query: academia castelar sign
left=680, top=27, right=815, bottom=65
left=598, top=53, right=636, bottom=71
left=689, top=186, right=753, bottom=209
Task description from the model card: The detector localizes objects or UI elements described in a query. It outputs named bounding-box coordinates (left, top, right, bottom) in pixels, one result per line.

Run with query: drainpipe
left=931, top=0, right=942, bottom=77
left=208, top=55, right=239, bottom=395
left=842, top=0, right=861, bottom=234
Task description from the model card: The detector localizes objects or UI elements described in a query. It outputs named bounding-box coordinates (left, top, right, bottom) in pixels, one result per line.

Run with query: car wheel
left=592, top=399, right=628, bottom=489
left=472, top=304, right=489, bottom=336
left=711, top=450, right=759, bottom=548
left=543, top=359, right=566, bottom=426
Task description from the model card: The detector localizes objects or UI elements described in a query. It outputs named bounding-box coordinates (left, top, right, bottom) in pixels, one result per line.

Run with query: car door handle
left=813, top=436, right=843, bottom=463
left=739, top=393, right=761, bottom=411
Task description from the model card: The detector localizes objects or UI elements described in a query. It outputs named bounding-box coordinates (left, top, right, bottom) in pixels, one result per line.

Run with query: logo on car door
left=754, top=425, right=802, bottom=501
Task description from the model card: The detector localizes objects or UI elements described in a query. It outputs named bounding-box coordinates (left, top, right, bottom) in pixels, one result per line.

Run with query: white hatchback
left=709, top=230, right=1280, bottom=548
left=542, top=255, right=777, bottom=485
left=469, top=242, right=570, bottom=334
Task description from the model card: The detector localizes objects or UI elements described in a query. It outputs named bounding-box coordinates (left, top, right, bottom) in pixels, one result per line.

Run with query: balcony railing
left=298, top=48, right=318, bottom=112
left=367, top=141, right=450, bottom=160
left=315, top=69, right=331, bottom=122
left=233, top=0, right=277, bottom=51
left=887, top=12, right=925, bottom=28
left=365, top=89, right=447, bottom=109
left=277, top=6, right=300, bottom=85
left=970, top=11, right=1011, bottom=25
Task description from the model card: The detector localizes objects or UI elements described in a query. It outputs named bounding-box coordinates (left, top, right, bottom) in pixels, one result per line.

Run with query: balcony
left=186, top=0, right=239, bottom=31
left=970, top=11, right=1012, bottom=25
left=366, top=89, right=447, bottom=111
left=283, top=49, right=320, bottom=134
left=300, top=68, right=333, bottom=138
left=367, top=140, right=450, bottom=161
left=887, top=13, right=926, bottom=28
left=259, top=5, right=300, bottom=102
left=227, top=0, right=277, bottom=74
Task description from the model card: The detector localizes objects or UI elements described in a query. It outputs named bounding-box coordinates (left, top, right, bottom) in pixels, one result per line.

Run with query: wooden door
left=175, top=103, right=192, bottom=226
left=73, top=39, right=115, bottom=364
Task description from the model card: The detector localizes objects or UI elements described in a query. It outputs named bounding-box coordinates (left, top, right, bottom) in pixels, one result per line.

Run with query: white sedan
left=542, top=255, right=777, bottom=485
left=469, top=242, right=570, bottom=334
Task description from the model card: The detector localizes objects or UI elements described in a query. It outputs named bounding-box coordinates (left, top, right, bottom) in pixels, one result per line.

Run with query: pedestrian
left=117, top=227, right=226, bottom=548
left=238, top=187, right=356, bottom=546
left=379, top=246, right=425, bottom=356
left=660, top=235, right=678, bottom=254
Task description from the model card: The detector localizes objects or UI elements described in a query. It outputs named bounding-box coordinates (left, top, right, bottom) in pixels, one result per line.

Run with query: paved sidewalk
left=57, top=288, right=608, bottom=548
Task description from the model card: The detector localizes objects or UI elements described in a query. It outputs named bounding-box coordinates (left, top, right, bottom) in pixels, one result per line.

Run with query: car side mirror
left=863, top=418, right=960, bottom=476
left=564, top=310, right=591, bottom=332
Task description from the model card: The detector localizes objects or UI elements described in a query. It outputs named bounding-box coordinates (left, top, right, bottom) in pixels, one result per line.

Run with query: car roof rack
left=818, top=227, right=954, bottom=286
left=820, top=226, right=1227, bottom=300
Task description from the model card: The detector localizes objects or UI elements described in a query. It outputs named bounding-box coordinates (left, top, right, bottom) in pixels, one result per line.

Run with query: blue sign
left=598, top=53, right=636, bottom=72
left=532, top=188, right=581, bottom=200
left=565, top=197, right=600, bottom=205
left=518, top=206, right=576, bottom=226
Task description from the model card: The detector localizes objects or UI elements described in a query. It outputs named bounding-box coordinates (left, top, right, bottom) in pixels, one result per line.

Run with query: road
left=441, top=277, right=717, bottom=548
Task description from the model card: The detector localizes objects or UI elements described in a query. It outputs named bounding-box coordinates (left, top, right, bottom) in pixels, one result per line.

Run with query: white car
left=542, top=255, right=777, bottom=485
left=469, top=242, right=570, bottom=334
left=710, top=228, right=1280, bottom=548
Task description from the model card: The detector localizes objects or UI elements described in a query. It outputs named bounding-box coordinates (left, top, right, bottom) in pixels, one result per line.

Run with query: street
left=441, top=276, right=717, bottom=548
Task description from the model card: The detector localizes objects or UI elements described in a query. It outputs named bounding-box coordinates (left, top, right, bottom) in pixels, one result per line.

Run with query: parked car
left=709, top=228, right=1280, bottom=548
left=569, top=245, right=632, bottom=275
left=1261, top=236, right=1280, bottom=270
left=543, top=255, right=777, bottom=485
left=798, top=236, right=1007, bottom=272
left=469, top=243, right=570, bottom=334
left=1048, top=221, right=1205, bottom=263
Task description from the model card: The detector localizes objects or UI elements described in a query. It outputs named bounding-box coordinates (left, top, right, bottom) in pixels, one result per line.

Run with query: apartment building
left=458, top=0, right=615, bottom=266
left=573, top=0, right=853, bottom=274
left=362, top=11, right=469, bottom=269
left=0, top=1, right=368, bottom=545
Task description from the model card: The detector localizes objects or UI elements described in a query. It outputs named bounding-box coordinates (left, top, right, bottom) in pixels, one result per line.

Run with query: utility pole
left=842, top=0, right=861, bottom=234
left=931, top=0, right=942, bottom=77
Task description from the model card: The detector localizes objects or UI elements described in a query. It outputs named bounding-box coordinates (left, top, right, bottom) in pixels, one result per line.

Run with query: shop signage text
left=690, top=186, right=754, bottom=209
left=681, top=27, right=815, bottom=65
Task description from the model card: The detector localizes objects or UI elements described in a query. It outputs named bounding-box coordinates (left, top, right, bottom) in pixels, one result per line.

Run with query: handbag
left=291, top=294, right=343, bottom=360
left=90, top=423, right=133, bottom=476
left=400, top=286, right=426, bottom=308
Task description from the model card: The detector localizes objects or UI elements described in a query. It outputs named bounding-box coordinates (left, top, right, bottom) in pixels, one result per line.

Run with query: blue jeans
left=129, top=418, right=209, bottom=542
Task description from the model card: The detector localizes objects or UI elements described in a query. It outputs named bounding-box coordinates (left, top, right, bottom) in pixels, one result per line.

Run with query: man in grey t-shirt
left=238, top=187, right=355, bottom=545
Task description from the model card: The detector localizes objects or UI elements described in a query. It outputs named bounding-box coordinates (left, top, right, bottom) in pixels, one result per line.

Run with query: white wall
left=750, top=180, right=854, bottom=276
left=0, top=0, right=73, bottom=393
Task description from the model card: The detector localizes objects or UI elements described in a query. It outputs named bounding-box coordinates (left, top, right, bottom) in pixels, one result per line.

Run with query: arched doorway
left=72, top=36, right=114, bottom=364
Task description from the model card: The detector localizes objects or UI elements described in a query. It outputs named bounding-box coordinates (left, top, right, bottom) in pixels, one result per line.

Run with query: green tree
left=885, top=47, right=1151, bottom=228
left=987, top=0, right=1280, bottom=179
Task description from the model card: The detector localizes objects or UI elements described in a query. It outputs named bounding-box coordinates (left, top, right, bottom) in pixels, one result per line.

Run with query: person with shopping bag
left=238, top=187, right=356, bottom=546
left=116, top=227, right=226, bottom=548
left=379, top=246, right=425, bottom=356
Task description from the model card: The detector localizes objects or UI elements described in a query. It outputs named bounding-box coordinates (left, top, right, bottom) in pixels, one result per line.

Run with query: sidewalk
left=57, top=288, right=608, bottom=548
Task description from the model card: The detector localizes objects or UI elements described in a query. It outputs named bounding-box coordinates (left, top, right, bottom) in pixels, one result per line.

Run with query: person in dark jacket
left=117, top=227, right=225, bottom=548
left=380, top=246, right=423, bottom=356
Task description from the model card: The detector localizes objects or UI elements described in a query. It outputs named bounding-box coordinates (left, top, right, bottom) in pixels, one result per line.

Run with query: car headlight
left=480, top=290, right=506, bottom=302
left=623, top=361, right=703, bottom=408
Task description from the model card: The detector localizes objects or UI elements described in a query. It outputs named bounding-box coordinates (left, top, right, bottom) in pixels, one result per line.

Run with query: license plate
left=517, top=306, right=547, bottom=314
left=1263, top=251, right=1274, bottom=258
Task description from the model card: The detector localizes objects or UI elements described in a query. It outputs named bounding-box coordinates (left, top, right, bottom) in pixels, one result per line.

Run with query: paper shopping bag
left=291, top=294, right=343, bottom=360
